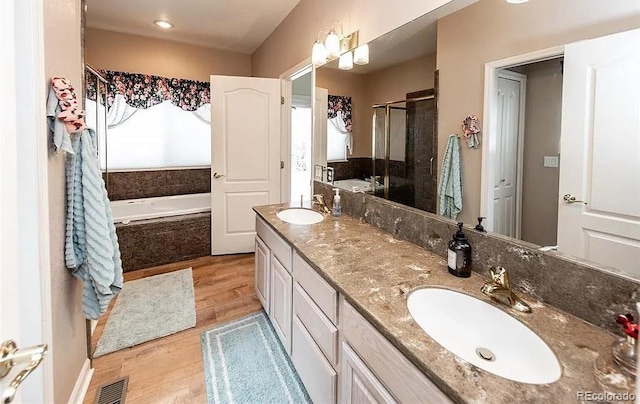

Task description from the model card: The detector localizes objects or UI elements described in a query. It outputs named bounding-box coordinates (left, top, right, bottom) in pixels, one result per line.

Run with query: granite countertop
left=254, top=204, right=633, bottom=404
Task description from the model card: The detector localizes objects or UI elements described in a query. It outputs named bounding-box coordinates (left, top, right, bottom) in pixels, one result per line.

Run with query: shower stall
left=372, top=90, right=437, bottom=213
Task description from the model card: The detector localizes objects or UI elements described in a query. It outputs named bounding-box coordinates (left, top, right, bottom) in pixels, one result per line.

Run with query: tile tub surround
left=104, top=168, right=211, bottom=201
left=314, top=180, right=640, bottom=334
left=116, top=212, right=211, bottom=272
left=254, top=204, right=627, bottom=403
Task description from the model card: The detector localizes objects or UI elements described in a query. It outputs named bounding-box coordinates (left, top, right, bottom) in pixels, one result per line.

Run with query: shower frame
left=371, top=94, right=435, bottom=199
left=85, top=64, right=109, bottom=188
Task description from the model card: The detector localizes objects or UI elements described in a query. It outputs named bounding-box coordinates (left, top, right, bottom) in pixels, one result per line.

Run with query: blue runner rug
left=201, top=311, right=311, bottom=404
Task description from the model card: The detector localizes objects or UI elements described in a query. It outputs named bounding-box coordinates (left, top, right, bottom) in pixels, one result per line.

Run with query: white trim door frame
left=1, top=0, right=54, bottom=402
left=480, top=46, right=565, bottom=233
left=495, top=69, right=526, bottom=239
left=280, top=58, right=313, bottom=204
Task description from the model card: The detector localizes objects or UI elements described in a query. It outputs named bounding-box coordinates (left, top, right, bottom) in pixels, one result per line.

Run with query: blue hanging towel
left=438, top=134, right=463, bottom=219
left=65, top=128, right=123, bottom=320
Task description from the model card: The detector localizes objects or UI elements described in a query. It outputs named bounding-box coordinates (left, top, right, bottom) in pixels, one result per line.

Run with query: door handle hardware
left=563, top=194, right=587, bottom=205
left=1, top=340, right=48, bottom=403
left=430, top=157, right=434, bottom=175
left=212, top=173, right=225, bottom=179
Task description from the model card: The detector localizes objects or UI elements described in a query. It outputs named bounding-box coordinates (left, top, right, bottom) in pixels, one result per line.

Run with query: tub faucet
left=311, top=194, right=331, bottom=214
left=480, top=267, right=531, bottom=313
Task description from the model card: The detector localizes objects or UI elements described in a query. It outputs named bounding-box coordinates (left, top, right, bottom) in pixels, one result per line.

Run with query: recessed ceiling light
left=506, top=0, right=529, bottom=3
left=154, top=20, right=173, bottom=29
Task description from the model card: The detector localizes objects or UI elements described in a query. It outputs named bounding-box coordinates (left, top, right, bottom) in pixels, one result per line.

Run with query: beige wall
left=519, top=59, right=563, bottom=246
left=437, top=0, right=640, bottom=224
left=86, top=28, right=251, bottom=81
left=43, top=0, right=88, bottom=402
left=362, top=54, right=437, bottom=157
left=251, top=0, right=456, bottom=78
left=316, top=54, right=436, bottom=158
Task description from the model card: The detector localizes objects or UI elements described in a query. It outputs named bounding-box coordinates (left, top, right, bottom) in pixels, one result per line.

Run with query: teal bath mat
left=201, top=311, right=311, bottom=404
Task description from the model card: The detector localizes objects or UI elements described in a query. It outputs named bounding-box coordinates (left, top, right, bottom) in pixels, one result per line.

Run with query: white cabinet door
left=254, top=236, right=270, bottom=313
left=292, top=316, right=337, bottom=404
left=341, top=342, right=397, bottom=404
left=270, top=257, right=292, bottom=354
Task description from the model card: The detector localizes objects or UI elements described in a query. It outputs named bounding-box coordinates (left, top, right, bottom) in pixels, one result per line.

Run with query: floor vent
left=95, top=376, right=129, bottom=404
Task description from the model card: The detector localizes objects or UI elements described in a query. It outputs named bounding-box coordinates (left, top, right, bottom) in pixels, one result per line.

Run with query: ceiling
left=85, top=0, right=300, bottom=54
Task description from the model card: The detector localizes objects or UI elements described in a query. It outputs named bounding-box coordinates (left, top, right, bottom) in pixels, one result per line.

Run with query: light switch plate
left=544, top=156, right=559, bottom=168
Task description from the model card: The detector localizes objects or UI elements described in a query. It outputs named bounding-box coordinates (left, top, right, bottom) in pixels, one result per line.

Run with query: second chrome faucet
left=481, top=267, right=531, bottom=313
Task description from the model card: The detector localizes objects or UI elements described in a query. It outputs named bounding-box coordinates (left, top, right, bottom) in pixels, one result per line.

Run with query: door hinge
left=281, top=96, right=285, bottom=105
left=280, top=160, right=285, bottom=169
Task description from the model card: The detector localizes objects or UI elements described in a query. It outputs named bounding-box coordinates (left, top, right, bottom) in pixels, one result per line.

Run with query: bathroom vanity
left=253, top=203, right=626, bottom=403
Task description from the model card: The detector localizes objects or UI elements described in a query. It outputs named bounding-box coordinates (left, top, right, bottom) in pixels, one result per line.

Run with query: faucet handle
left=489, top=266, right=510, bottom=288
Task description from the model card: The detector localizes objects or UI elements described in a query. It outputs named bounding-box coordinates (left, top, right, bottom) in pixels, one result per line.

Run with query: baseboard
left=68, top=358, right=93, bottom=404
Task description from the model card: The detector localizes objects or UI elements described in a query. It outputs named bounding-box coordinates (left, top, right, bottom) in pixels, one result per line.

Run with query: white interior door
left=493, top=73, right=524, bottom=238
left=313, top=87, right=329, bottom=175
left=211, top=75, right=281, bottom=255
left=558, top=29, right=640, bottom=277
left=1, top=0, right=49, bottom=401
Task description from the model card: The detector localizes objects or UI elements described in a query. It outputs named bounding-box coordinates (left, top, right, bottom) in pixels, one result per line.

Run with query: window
left=86, top=98, right=211, bottom=170
left=327, top=121, right=349, bottom=161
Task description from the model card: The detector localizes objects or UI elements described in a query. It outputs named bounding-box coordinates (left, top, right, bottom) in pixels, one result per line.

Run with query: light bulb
left=338, top=51, right=353, bottom=70
left=312, top=40, right=327, bottom=66
left=506, top=0, right=529, bottom=3
left=353, top=44, right=369, bottom=65
left=154, top=20, right=173, bottom=29
left=325, top=29, right=341, bottom=58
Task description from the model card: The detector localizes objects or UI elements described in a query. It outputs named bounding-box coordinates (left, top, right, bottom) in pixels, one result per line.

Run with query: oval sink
left=407, top=288, right=561, bottom=384
left=276, top=208, right=324, bottom=225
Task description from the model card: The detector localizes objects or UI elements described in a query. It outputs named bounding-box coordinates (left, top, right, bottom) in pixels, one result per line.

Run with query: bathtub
left=111, top=193, right=211, bottom=223
left=333, top=179, right=377, bottom=193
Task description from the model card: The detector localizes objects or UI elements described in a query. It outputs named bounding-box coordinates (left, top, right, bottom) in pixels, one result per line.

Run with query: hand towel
left=438, top=134, right=463, bottom=219
left=65, top=128, right=123, bottom=320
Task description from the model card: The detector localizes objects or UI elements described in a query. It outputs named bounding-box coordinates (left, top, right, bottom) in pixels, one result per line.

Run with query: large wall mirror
left=313, top=0, right=640, bottom=279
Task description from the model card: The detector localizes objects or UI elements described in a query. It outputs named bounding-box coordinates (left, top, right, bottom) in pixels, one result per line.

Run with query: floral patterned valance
left=328, top=95, right=352, bottom=133
left=87, top=70, right=210, bottom=112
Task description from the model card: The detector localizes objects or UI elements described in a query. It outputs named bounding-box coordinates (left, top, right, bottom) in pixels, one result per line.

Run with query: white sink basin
left=276, top=208, right=324, bottom=225
left=407, top=288, right=561, bottom=384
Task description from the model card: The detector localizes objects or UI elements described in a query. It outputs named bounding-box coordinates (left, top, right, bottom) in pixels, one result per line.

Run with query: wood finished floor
left=84, top=254, right=261, bottom=404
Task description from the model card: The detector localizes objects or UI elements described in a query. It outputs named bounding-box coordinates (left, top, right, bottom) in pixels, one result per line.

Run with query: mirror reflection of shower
left=372, top=91, right=437, bottom=213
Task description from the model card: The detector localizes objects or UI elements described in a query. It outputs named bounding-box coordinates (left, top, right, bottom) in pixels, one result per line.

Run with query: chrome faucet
left=311, top=194, right=331, bottom=214
left=480, top=267, right=531, bottom=313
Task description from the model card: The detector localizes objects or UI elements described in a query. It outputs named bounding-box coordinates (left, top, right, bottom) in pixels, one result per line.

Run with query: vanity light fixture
left=338, top=51, right=354, bottom=70
left=154, top=20, right=174, bottom=29
left=311, top=21, right=365, bottom=67
left=353, top=44, right=369, bottom=65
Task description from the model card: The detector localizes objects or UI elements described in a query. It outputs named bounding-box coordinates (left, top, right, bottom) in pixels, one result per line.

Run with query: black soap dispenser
left=448, top=222, right=472, bottom=278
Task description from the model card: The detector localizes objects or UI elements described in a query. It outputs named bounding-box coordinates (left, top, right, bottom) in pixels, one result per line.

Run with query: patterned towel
left=65, top=128, right=123, bottom=320
left=438, top=134, right=463, bottom=219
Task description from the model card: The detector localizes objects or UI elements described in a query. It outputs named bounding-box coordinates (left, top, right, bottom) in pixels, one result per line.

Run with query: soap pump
left=332, top=188, right=342, bottom=217
left=448, top=222, right=472, bottom=278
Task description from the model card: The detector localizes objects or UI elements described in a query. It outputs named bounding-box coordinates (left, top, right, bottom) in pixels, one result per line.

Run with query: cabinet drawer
left=292, top=316, right=337, bottom=404
left=293, top=282, right=338, bottom=366
left=293, top=252, right=338, bottom=324
left=256, top=217, right=292, bottom=272
left=340, top=298, right=452, bottom=404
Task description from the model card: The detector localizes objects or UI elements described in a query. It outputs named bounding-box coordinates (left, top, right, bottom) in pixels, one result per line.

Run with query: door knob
left=212, top=172, right=225, bottom=179
left=563, top=194, right=587, bottom=205
left=1, top=340, right=48, bottom=403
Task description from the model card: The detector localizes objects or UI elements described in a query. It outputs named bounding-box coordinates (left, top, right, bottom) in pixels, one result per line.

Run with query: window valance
left=327, top=95, right=352, bottom=133
left=87, top=70, right=210, bottom=112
